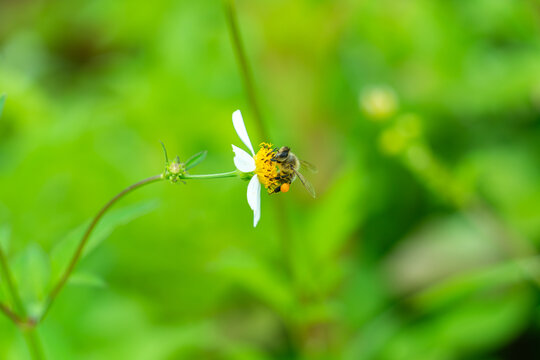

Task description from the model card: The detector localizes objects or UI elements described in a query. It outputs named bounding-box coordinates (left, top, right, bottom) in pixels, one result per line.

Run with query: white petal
left=232, top=145, right=256, bottom=172
left=247, top=175, right=261, bottom=227
left=232, top=110, right=255, bottom=156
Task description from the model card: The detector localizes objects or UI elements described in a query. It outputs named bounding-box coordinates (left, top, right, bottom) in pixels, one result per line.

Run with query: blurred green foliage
left=1, top=0, right=540, bottom=359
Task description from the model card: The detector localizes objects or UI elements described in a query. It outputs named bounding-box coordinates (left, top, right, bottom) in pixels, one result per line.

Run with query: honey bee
left=271, top=146, right=316, bottom=198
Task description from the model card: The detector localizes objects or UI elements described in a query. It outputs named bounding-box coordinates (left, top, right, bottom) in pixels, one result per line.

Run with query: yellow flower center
left=254, top=143, right=279, bottom=193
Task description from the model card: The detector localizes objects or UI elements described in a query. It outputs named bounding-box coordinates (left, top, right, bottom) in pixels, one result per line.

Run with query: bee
left=271, top=146, right=317, bottom=198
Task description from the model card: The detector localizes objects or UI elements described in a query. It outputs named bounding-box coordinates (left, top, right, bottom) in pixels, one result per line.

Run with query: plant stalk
left=183, top=170, right=238, bottom=180
left=23, top=328, right=45, bottom=360
left=223, top=0, right=304, bottom=352
left=40, top=174, right=164, bottom=321
left=223, top=0, right=268, bottom=140
left=0, top=247, right=26, bottom=316
left=0, top=302, right=24, bottom=326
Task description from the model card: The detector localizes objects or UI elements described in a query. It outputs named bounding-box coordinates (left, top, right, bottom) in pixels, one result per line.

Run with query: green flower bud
left=164, top=159, right=186, bottom=184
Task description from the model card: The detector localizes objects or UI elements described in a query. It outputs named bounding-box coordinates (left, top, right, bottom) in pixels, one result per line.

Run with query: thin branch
left=223, top=1, right=304, bottom=350
left=0, top=247, right=26, bottom=316
left=223, top=0, right=297, bottom=269
left=223, top=0, right=268, bottom=140
left=223, top=0, right=297, bottom=278
left=0, top=302, right=24, bottom=326
left=23, top=328, right=45, bottom=360
left=40, top=174, right=164, bottom=321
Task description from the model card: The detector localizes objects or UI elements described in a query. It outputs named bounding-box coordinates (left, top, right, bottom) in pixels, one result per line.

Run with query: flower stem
left=182, top=170, right=239, bottom=180
left=0, top=247, right=26, bottom=316
left=39, top=174, right=164, bottom=322
left=23, top=328, right=45, bottom=360
left=223, top=0, right=297, bottom=272
left=223, top=0, right=268, bottom=140
left=0, top=302, right=24, bottom=326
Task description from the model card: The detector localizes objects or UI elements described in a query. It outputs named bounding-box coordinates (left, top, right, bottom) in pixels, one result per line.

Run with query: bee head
left=272, top=146, right=290, bottom=162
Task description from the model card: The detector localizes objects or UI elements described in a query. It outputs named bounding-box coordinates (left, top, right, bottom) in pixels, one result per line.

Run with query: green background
left=1, top=0, right=540, bottom=359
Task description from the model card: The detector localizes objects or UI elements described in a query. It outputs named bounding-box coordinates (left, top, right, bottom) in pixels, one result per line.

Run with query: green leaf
left=375, top=288, right=533, bottom=360
left=344, top=309, right=404, bottom=360
left=50, top=199, right=159, bottom=283
left=68, top=272, right=107, bottom=288
left=210, top=249, right=294, bottom=317
left=0, top=94, right=5, bottom=117
left=11, top=243, right=51, bottom=316
left=159, top=141, right=169, bottom=163
left=298, top=168, right=364, bottom=294
left=431, top=288, right=532, bottom=355
left=412, top=257, right=540, bottom=313
left=185, top=151, right=207, bottom=170
left=384, top=214, right=500, bottom=295
left=307, top=168, right=364, bottom=263
left=85, top=199, right=159, bottom=256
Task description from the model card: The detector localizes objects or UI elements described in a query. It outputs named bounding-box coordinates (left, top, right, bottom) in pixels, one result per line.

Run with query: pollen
left=254, top=143, right=279, bottom=193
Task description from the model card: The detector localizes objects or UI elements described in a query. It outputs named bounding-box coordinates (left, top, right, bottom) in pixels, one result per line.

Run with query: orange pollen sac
left=280, top=183, right=290, bottom=193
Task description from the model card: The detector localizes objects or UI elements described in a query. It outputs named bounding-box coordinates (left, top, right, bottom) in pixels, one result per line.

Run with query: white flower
left=231, top=110, right=261, bottom=227
left=231, top=110, right=279, bottom=227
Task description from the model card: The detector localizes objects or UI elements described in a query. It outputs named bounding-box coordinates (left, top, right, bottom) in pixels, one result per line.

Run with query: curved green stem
left=183, top=170, right=239, bottom=180
left=29, top=169, right=239, bottom=323
left=0, top=163, right=244, bottom=359
left=39, top=174, right=164, bottom=322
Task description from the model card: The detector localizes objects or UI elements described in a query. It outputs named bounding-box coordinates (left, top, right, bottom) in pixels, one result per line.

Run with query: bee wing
left=293, top=169, right=316, bottom=198
left=300, top=160, right=318, bottom=173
